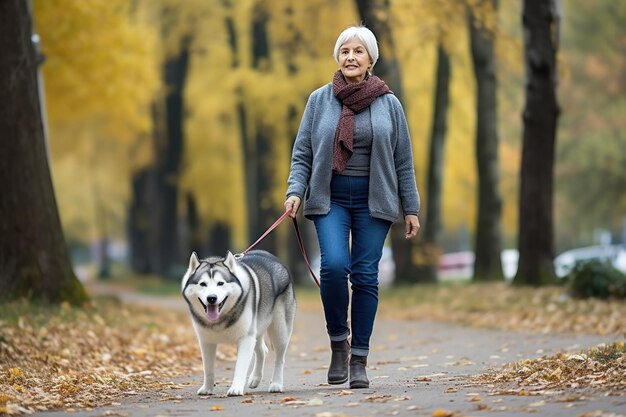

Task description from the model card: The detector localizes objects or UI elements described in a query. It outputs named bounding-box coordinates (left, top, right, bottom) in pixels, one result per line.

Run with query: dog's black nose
left=207, top=295, right=218, bottom=305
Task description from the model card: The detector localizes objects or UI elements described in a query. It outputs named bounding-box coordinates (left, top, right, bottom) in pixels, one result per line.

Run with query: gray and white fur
left=181, top=250, right=296, bottom=396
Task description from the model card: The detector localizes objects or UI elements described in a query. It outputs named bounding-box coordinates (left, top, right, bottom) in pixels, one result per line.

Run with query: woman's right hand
left=284, top=196, right=301, bottom=218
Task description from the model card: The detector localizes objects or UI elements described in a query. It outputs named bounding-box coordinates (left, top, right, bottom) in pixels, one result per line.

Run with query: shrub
left=567, top=260, right=626, bottom=299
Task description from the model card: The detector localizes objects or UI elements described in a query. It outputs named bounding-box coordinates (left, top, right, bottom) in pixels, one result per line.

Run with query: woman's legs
left=349, top=210, right=391, bottom=356
left=314, top=176, right=352, bottom=384
left=313, top=175, right=391, bottom=387
left=313, top=176, right=352, bottom=342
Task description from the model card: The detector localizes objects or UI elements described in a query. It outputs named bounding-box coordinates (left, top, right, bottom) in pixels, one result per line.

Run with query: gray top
left=286, top=83, right=420, bottom=223
left=342, top=108, right=372, bottom=177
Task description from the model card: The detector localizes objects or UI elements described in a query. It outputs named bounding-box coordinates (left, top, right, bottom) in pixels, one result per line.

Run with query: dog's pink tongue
left=206, top=305, right=220, bottom=322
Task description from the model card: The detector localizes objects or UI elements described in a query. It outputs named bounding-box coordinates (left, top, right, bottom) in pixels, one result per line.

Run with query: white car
left=437, top=250, right=519, bottom=281
left=554, top=244, right=626, bottom=278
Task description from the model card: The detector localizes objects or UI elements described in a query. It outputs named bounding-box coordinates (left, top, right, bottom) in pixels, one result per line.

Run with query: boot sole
left=349, top=380, right=370, bottom=389
left=328, top=376, right=349, bottom=385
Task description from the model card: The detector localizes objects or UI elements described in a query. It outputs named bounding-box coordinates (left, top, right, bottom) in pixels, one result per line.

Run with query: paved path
left=39, top=284, right=625, bottom=417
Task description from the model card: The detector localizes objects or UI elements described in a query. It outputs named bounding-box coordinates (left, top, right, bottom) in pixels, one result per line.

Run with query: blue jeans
left=313, top=174, right=392, bottom=357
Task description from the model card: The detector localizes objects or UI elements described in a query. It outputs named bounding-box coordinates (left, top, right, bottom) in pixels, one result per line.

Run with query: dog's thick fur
left=182, top=250, right=296, bottom=396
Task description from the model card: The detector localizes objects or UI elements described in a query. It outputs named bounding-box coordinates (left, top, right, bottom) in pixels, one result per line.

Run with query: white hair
left=333, top=26, right=379, bottom=69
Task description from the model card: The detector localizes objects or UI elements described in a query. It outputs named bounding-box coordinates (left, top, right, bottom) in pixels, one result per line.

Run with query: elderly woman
left=285, top=26, right=420, bottom=389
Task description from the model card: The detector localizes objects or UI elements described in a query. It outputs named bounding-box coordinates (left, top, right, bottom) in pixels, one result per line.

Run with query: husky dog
left=182, top=250, right=296, bottom=396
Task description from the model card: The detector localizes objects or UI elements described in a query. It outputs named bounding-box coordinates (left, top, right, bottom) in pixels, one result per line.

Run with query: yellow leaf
left=210, top=405, right=224, bottom=411
left=432, top=410, right=453, bottom=417
left=281, top=397, right=298, bottom=403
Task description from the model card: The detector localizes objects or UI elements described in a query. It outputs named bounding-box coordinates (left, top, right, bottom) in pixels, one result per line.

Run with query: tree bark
left=469, top=0, right=505, bottom=282
left=514, top=0, right=560, bottom=286
left=0, top=0, right=88, bottom=304
left=419, top=44, right=451, bottom=283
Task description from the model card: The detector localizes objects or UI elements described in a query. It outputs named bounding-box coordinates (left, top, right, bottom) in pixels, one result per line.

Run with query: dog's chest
left=192, top=309, right=255, bottom=343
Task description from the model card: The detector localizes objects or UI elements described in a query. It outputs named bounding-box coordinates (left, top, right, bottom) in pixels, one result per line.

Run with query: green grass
left=589, top=341, right=626, bottom=364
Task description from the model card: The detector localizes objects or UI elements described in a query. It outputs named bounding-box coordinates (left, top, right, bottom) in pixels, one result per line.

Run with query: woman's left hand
left=404, top=215, right=420, bottom=240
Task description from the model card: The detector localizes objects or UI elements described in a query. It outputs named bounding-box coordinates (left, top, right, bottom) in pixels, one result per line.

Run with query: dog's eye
left=217, top=281, right=224, bottom=286
left=199, top=282, right=207, bottom=287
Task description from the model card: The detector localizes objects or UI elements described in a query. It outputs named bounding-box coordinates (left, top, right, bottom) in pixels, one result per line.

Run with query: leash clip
left=234, top=253, right=245, bottom=260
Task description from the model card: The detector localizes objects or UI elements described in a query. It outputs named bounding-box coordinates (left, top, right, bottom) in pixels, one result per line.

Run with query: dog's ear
left=224, top=251, right=237, bottom=272
left=189, top=251, right=200, bottom=271
left=182, top=252, right=201, bottom=290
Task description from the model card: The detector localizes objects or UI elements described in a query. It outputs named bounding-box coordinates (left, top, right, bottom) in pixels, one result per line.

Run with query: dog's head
left=182, top=251, right=243, bottom=324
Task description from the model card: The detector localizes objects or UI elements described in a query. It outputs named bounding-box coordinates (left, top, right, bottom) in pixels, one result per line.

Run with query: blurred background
left=29, top=0, right=625, bottom=285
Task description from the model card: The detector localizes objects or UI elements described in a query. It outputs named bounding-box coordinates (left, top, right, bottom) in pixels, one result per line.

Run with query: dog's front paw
left=248, top=375, right=261, bottom=389
left=197, top=385, right=213, bottom=395
left=268, top=382, right=283, bottom=393
left=226, top=385, right=245, bottom=396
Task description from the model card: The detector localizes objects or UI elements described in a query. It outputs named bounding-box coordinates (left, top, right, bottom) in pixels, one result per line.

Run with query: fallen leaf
left=281, top=397, right=298, bottom=403
left=432, top=409, right=454, bottom=417
left=364, top=395, right=392, bottom=403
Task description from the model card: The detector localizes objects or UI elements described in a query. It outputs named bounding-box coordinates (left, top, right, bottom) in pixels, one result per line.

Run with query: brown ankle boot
left=349, top=354, right=369, bottom=389
left=328, top=339, right=350, bottom=384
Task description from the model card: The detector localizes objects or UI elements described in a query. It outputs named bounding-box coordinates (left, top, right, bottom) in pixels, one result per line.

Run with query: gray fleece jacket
left=286, top=83, right=420, bottom=223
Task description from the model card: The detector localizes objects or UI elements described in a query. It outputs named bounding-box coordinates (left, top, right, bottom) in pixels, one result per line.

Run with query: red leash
left=242, top=208, right=320, bottom=287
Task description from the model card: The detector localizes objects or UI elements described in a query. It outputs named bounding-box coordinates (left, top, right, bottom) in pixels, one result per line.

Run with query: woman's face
left=338, top=38, right=372, bottom=83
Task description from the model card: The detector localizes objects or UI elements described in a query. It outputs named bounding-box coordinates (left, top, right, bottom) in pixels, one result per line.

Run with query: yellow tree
left=393, top=0, right=476, bottom=282
left=182, top=0, right=356, bottom=261
left=33, top=0, right=158, bottom=276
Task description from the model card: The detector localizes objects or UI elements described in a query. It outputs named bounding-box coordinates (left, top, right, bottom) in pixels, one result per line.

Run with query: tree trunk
left=253, top=124, right=279, bottom=254
left=419, top=44, right=451, bottom=283
left=514, top=0, right=560, bottom=286
left=238, top=2, right=275, bottom=251
left=469, top=0, right=505, bottom=282
left=129, top=167, right=155, bottom=273
left=355, top=0, right=420, bottom=284
left=128, top=34, right=191, bottom=277
left=186, top=192, right=205, bottom=255
left=0, top=0, right=88, bottom=304
left=159, top=35, right=191, bottom=277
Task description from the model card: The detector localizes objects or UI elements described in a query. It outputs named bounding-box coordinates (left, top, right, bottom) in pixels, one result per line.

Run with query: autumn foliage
left=31, top=0, right=625, bottom=255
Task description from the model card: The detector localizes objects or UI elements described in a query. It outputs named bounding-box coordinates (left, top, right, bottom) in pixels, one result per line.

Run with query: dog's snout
left=207, top=295, right=218, bottom=305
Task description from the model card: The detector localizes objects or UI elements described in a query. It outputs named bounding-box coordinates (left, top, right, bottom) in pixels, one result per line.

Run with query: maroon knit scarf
left=332, top=70, right=392, bottom=173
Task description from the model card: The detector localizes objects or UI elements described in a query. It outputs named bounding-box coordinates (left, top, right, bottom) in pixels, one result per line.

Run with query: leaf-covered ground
left=0, top=299, right=223, bottom=415
left=1, top=282, right=624, bottom=415
left=377, top=282, right=626, bottom=336
left=471, top=341, right=626, bottom=393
